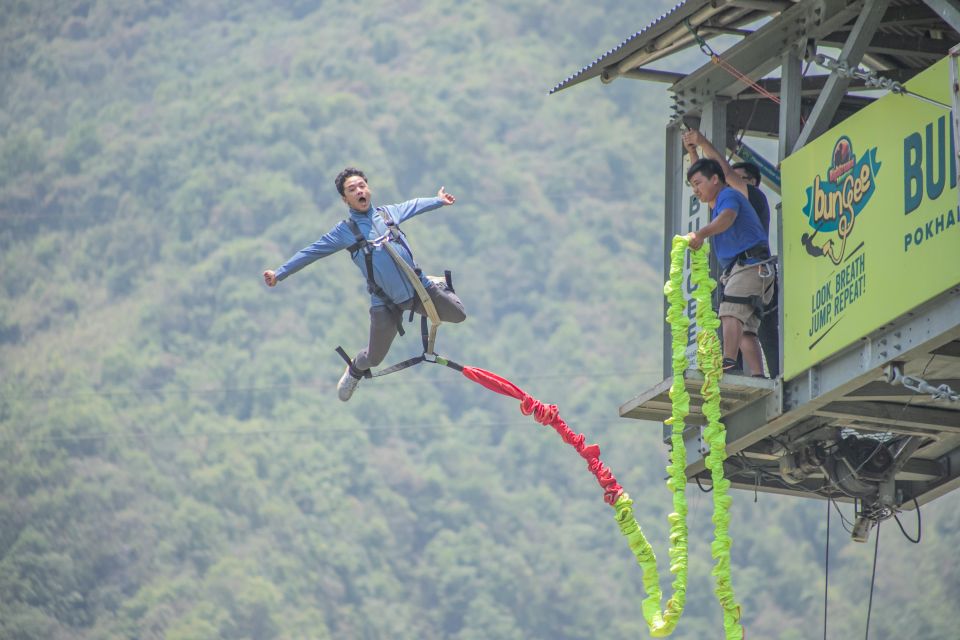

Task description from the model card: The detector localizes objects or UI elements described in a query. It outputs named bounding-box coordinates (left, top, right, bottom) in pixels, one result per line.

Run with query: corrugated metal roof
left=548, top=0, right=706, bottom=94
left=550, top=0, right=958, bottom=96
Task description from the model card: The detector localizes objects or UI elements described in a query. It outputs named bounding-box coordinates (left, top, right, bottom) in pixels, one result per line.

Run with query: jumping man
left=263, top=167, right=466, bottom=401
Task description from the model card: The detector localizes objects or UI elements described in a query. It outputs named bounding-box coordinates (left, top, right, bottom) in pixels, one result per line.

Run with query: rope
left=683, top=19, right=782, bottom=105
left=711, top=54, right=782, bottom=105
left=682, top=19, right=808, bottom=129
left=864, top=523, right=881, bottom=639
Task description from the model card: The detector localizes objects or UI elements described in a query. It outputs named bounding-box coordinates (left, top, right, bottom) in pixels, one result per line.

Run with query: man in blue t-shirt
left=684, top=129, right=779, bottom=377
left=685, top=157, right=774, bottom=376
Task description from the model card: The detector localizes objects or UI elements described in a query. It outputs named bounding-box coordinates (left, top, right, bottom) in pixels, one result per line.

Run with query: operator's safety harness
left=335, top=227, right=745, bottom=638
left=720, top=245, right=778, bottom=319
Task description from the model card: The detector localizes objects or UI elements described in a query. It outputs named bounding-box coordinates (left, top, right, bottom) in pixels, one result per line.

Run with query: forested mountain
left=1, top=1, right=958, bottom=639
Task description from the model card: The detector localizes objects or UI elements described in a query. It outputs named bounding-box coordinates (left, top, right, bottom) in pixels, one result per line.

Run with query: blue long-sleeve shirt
left=274, top=197, right=446, bottom=306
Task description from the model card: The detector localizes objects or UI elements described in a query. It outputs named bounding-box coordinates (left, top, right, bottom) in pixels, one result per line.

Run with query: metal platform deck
left=620, top=289, right=960, bottom=511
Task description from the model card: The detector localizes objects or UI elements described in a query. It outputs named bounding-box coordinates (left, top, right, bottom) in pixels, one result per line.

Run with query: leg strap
left=335, top=346, right=463, bottom=378
left=722, top=289, right=773, bottom=317
left=370, top=355, right=425, bottom=377
left=334, top=346, right=372, bottom=379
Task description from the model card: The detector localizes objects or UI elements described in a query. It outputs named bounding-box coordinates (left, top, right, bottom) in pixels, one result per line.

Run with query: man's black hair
left=335, top=167, right=367, bottom=196
left=732, top=161, right=761, bottom=185
left=687, top=158, right=726, bottom=183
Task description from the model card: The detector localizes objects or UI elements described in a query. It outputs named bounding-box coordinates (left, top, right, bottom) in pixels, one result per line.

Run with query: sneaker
left=337, top=365, right=362, bottom=401
left=722, top=357, right=744, bottom=375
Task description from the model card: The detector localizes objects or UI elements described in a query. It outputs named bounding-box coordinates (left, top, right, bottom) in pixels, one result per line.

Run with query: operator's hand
left=437, top=186, right=456, bottom=205
left=263, top=270, right=278, bottom=287
left=686, top=231, right=704, bottom=251
left=682, top=129, right=703, bottom=153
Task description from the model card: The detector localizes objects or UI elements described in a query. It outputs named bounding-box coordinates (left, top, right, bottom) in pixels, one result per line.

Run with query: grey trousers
left=352, top=282, right=466, bottom=371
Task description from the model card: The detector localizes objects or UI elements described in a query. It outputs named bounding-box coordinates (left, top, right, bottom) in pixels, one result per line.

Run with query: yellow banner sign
left=781, top=57, right=958, bottom=380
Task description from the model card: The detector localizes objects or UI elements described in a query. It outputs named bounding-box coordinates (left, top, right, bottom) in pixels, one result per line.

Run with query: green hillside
left=1, top=1, right=958, bottom=638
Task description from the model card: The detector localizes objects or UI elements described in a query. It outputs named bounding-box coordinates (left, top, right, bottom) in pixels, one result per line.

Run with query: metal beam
left=738, top=69, right=924, bottom=99
left=663, top=122, right=685, bottom=378
left=701, top=99, right=728, bottom=155
left=915, top=444, right=960, bottom=504
left=699, top=26, right=754, bottom=38
left=814, top=401, right=960, bottom=432
left=728, top=0, right=793, bottom=11
left=819, top=32, right=954, bottom=58
left=727, top=99, right=783, bottom=137
left=779, top=49, right=803, bottom=161
left=837, top=421, right=947, bottom=439
left=922, top=0, right=960, bottom=34
left=783, top=291, right=960, bottom=412
left=900, top=457, right=948, bottom=481
left=794, top=0, right=892, bottom=150
left=881, top=3, right=955, bottom=25
left=932, top=340, right=960, bottom=357
left=671, top=0, right=864, bottom=104
left=698, top=99, right=727, bottom=359
left=724, top=475, right=835, bottom=499
left=613, top=68, right=687, bottom=84
left=724, top=95, right=875, bottom=138
left=838, top=378, right=960, bottom=399
left=678, top=378, right=782, bottom=475
left=889, top=437, right=928, bottom=479
left=613, top=1, right=732, bottom=77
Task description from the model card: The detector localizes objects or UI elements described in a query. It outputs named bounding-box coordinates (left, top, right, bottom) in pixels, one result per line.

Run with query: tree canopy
left=1, top=1, right=957, bottom=638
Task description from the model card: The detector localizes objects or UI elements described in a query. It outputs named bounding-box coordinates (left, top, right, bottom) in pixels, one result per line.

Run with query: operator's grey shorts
left=719, top=262, right=775, bottom=334
left=352, top=282, right=466, bottom=371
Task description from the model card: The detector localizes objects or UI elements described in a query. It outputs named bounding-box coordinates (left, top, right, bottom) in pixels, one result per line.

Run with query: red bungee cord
left=460, top=365, right=624, bottom=505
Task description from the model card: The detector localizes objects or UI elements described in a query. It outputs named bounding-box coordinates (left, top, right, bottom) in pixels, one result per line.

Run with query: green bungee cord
left=613, top=235, right=744, bottom=639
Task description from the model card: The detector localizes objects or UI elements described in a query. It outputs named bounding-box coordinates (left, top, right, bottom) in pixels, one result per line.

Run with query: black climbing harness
left=343, top=210, right=411, bottom=336
left=720, top=251, right=778, bottom=317
left=336, top=207, right=457, bottom=378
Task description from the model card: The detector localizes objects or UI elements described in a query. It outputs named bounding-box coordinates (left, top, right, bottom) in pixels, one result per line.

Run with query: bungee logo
left=800, top=136, right=881, bottom=265
left=801, top=137, right=878, bottom=342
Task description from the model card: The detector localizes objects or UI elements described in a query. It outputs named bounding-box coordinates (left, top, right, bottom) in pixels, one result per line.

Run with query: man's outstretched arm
left=687, top=209, right=737, bottom=250
left=682, top=129, right=749, bottom=197
left=263, top=226, right=351, bottom=287
left=390, top=186, right=457, bottom=224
